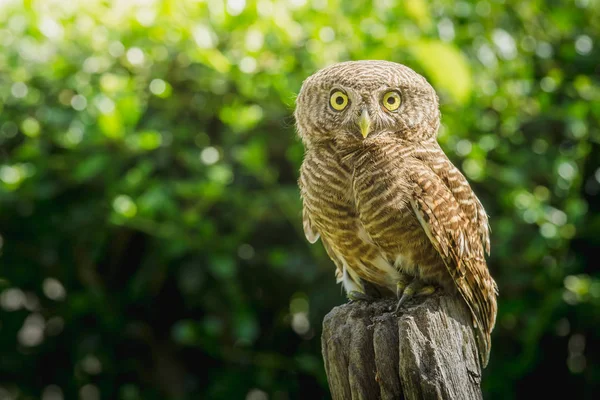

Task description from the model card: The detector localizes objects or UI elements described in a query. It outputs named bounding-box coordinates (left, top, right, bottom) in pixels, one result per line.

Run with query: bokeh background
left=1, top=0, right=599, bottom=399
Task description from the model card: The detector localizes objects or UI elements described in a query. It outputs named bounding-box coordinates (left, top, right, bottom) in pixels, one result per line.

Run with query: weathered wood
left=322, top=293, right=483, bottom=400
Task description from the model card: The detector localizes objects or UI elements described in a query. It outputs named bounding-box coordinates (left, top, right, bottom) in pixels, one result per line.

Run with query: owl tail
left=474, top=325, right=492, bottom=368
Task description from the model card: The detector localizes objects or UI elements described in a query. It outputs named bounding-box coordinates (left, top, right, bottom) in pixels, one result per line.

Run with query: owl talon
left=418, top=285, right=436, bottom=296
left=394, top=280, right=436, bottom=313
left=395, top=274, right=413, bottom=298
left=347, top=290, right=375, bottom=303
left=389, top=274, right=414, bottom=311
left=394, top=289, right=414, bottom=313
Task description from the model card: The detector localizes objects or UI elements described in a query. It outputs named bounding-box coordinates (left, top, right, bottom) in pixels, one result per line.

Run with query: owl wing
left=410, top=167, right=497, bottom=367
left=302, top=205, right=345, bottom=283
left=427, top=152, right=491, bottom=255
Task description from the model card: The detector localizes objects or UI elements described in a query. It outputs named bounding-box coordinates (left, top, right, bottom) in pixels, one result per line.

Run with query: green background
left=1, top=0, right=599, bottom=398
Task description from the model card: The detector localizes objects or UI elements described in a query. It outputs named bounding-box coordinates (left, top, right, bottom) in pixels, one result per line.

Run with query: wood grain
left=322, top=293, right=483, bottom=400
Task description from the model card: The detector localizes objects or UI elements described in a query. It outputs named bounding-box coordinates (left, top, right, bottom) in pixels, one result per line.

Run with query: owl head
left=295, top=60, right=440, bottom=147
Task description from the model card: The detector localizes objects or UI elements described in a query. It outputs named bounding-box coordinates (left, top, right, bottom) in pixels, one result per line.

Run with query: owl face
left=295, top=60, right=440, bottom=146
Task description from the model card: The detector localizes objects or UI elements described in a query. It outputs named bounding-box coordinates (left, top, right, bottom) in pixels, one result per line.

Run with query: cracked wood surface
left=321, top=293, right=483, bottom=400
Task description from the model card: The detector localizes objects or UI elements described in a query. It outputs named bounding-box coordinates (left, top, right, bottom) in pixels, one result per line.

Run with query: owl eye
left=329, top=91, right=349, bottom=111
left=382, top=91, right=402, bottom=112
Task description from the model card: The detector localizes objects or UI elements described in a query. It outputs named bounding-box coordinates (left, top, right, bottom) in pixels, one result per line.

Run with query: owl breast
left=350, top=141, right=456, bottom=292
left=299, top=143, right=401, bottom=294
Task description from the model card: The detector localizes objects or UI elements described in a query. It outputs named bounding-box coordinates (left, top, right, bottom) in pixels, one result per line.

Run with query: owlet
left=295, top=60, right=498, bottom=367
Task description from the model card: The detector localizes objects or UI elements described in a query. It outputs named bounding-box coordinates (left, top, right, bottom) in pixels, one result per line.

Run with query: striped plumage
left=296, top=60, right=497, bottom=367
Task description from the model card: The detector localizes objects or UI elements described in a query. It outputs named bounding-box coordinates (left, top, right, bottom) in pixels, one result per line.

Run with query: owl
left=295, top=60, right=498, bottom=367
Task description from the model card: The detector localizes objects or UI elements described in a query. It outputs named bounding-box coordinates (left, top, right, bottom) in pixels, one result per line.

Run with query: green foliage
left=1, top=0, right=600, bottom=399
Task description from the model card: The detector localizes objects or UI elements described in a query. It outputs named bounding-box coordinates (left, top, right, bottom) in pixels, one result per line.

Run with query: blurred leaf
left=403, top=0, right=432, bottom=29
left=410, top=40, right=473, bottom=104
left=74, top=154, right=109, bottom=182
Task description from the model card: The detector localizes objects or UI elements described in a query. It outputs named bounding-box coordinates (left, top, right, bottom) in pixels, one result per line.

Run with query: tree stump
left=321, top=292, right=483, bottom=400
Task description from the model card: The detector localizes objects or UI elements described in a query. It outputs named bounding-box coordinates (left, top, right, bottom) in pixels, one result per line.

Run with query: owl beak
left=358, top=109, right=371, bottom=138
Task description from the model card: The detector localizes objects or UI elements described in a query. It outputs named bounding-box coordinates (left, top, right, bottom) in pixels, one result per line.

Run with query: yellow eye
left=382, top=91, right=402, bottom=111
left=330, top=91, right=349, bottom=111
